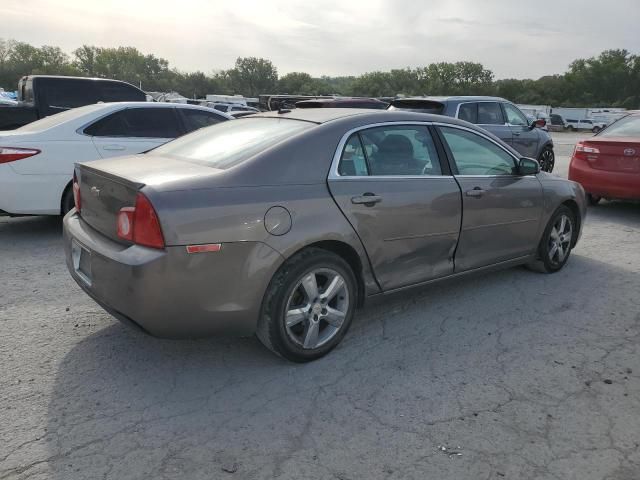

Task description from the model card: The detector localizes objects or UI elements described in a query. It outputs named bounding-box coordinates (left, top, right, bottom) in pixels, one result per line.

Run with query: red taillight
left=0, top=146, right=40, bottom=164
left=573, top=142, right=600, bottom=162
left=116, top=193, right=164, bottom=249
left=72, top=170, right=81, bottom=213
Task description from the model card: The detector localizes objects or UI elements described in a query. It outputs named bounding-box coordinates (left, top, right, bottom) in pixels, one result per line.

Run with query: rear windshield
left=388, top=100, right=445, bottom=114
left=152, top=117, right=313, bottom=169
left=599, top=115, right=640, bottom=137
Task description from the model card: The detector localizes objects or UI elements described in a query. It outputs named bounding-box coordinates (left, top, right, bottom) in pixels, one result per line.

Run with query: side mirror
left=530, top=118, right=546, bottom=129
left=518, top=157, right=540, bottom=175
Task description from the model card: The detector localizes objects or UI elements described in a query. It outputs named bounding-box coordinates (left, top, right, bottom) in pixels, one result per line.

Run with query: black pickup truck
left=0, top=75, right=147, bottom=130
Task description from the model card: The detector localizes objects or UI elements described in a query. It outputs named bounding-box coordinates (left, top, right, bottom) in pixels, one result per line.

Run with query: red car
left=569, top=113, right=640, bottom=204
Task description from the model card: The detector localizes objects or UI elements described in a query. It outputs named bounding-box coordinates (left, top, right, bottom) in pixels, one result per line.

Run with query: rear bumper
left=63, top=212, right=284, bottom=338
left=0, top=164, right=69, bottom=215
left=568, top=157, right=640, bottom=200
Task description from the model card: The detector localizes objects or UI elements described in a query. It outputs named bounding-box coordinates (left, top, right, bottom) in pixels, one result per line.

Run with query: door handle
left=465, top=187, right=485, bottom=198
left=513, top=131, right=521, bottom=136
left=351, top=193, right=382, bottom=206
left=102, top=144, right=126, bottom=151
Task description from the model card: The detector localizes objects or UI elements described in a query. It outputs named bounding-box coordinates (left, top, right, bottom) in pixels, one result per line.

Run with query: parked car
left=388, top=96, right=556, bottom=172
left=565, top=118, right=607, bottom=133
left=210, top=103, right=259, bottom=113
left=0, top=75, right=147, bottom=131
left=64, top=109, right=586, bottom=362
left=296, top=98, right=388, bottom=109
left=228, top=110, right=258, bottom=118
left=0, top=102, right=231, bottom=216
left=569, top=112, right=640, bottom=204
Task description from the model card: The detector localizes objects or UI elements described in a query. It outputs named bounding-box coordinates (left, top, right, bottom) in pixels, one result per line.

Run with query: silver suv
left=389, top=96, right=555, bottom=172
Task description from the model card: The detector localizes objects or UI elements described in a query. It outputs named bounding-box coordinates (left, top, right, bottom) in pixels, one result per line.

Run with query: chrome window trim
left=328, top=121, right=454, bottom=180
left=329, top=121, right=526, bottom=181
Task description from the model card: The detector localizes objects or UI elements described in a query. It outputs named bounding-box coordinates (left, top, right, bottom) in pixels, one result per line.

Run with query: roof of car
left=396, top=96, right=508, bottom=103
left=249, top=107, right=473, bottom=126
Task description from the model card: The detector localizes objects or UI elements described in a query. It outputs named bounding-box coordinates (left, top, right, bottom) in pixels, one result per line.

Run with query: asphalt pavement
left=1, top=132, right=639, bottom=480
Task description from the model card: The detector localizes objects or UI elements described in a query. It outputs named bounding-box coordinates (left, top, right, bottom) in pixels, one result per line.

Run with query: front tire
left=61, top=185, right=75, bottom=216
left=256, top=248, right=357, bottom=362
left=538, top=147, right=555, bottom=173
left=587, top=193, right=602, bottom=206
left=527, top=206, right=576, bottom=273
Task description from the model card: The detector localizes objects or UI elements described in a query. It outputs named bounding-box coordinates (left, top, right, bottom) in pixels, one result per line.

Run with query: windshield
left=16, top=104, right=104, bottom=132
left=599, top=115, right=640, bottom=137
left=153, top=117, right=313, bottom=169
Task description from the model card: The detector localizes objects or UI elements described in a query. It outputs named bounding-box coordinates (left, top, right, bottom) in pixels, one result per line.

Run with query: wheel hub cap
left=284, top=268, right=349, bottom=349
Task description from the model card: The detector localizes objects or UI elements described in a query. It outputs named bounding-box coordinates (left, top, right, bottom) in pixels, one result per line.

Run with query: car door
left=502, top=102, right=539, bottom=157
left=436, top=125, right=543, bottom=271
left=457, top=101, right=513, bottom=147
left=86, top=107, right=181, bottom=158
left=327, top=124, right=462, bottom=291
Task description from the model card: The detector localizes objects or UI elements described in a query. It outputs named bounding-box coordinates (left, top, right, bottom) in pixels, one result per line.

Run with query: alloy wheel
left=284, top=268, right=350, bottom=349
left=540, top=149, right=555, bottom=172
left=548, top=214, right=573, bottom=265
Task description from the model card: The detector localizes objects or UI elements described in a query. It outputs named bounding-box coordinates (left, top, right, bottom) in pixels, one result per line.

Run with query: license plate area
left=71, top=240, right=92, bottom=286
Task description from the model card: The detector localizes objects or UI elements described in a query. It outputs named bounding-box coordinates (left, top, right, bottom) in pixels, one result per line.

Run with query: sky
left=2, top=0, right=639, bottom=79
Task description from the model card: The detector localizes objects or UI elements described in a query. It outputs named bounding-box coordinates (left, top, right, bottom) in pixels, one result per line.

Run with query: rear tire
left=587, top=193, right=602, bottom=206
left=61, top=185, right=74, bottom=216
left=527, top=206, right=576, bottom=274
left=256, top=248, right=357, bottom=362
left=592, top=126, right=601, bottom=134
left=567, top=125, right=575, bottom=132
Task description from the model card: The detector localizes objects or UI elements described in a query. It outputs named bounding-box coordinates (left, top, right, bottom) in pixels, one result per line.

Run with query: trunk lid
left=582, top=138, right=640, bottom=173
left=77, top=164, right=141, bottom=242
left=76, top=154, right=225, bottom=242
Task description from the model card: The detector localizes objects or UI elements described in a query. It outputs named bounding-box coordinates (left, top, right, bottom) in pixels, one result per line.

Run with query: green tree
left=225, top=57, right=278, bottom=96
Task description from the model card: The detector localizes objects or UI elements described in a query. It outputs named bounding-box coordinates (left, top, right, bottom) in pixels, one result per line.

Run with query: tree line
left=1, top=38, right=638, bottom=108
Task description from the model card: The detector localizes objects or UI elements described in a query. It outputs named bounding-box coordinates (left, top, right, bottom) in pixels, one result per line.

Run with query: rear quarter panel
left=149, top=183, right=381, bottom=296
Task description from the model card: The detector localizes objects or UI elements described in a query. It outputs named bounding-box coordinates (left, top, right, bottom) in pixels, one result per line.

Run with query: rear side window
left=213, top=104, right=229, bottom=112
left=152, top=118, right=313, bottom=170
left=477, top=102, right=504, bottom=125
left=180, top=109, right=226, bottom=133
left=339, top=135, right=369, bottom=176
left=43, top=79, right=97, bottom=108
left=458, top=103, right=478, bottom=123
left=84, top=108, right=181, bottom=138
left=338, top=126, right=442, bottom=176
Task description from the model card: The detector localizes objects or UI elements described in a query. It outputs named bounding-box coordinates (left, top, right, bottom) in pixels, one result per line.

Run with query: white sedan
left=0, top=102, right=231, bottom=215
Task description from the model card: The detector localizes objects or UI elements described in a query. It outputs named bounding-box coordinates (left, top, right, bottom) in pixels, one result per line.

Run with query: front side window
left=338, top=126, right=442, bottom=176
left=84, top=108, right=181, bottom=138
left=440, top=126, right=516, bottom=175
left=477, top=102, right=505, bottom=125
left=503, top=103, right=528, bottom=126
